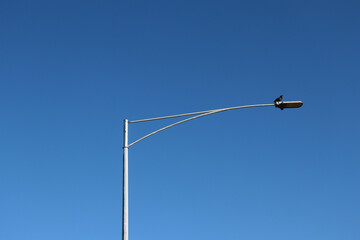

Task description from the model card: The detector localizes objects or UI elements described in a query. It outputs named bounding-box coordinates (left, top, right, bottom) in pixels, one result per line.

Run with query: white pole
left=122, top=119, right=129, bottom=240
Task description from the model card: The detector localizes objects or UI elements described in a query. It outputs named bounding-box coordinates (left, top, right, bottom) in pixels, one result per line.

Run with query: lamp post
left=122, top=100, right=303, bottom=240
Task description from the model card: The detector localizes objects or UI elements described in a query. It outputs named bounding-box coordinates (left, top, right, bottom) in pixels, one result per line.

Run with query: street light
left=122, top=100, right=303, bottom=240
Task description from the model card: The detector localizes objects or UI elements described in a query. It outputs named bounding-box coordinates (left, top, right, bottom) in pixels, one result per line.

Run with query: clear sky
left=1, top=0, right=359, bottom=240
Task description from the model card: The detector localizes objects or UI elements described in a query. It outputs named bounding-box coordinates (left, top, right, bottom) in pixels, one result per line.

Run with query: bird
left=274, top=95, right=284, bottom=110
left=274, top=95, right=283, bottom=104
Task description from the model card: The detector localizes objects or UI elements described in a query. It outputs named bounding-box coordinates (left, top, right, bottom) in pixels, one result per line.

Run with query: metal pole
left=122, top=119, right=129, bottom=240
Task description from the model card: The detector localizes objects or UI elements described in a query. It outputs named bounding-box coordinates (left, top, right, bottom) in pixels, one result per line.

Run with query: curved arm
left=129, top=108, right=226, bottom=123
left=127, top=103, right=274, bottom=148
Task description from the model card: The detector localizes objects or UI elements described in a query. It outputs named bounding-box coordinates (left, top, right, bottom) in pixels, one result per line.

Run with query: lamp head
left=276, top=101, right=303, bottom=110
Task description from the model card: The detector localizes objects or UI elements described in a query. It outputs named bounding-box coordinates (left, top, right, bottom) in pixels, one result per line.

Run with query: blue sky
left=1, top=0, right=359, bottom=239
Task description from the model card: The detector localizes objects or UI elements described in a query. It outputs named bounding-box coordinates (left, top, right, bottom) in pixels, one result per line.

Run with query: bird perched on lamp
left=274, top=95, right=283, bottom=105
left=274, top=95, right=284, bottom=110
